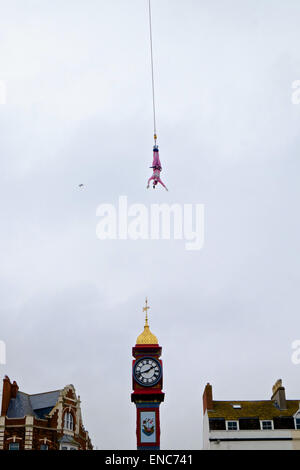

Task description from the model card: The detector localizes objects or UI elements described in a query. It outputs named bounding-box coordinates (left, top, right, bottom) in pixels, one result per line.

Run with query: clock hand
left=141, top=365, right=157, bottom=375
left=137, top=368, right=150, bottom=376
left=136, top=366, right=152, bottom=376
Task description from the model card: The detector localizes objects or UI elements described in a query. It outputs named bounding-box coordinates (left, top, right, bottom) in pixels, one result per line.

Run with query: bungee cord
left=146, top=0, right=168, bottom=191
left=148, top=0, right=157, bottom=146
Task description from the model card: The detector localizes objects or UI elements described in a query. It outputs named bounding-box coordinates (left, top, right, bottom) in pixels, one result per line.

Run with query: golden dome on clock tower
left=136, top=298, right=158, bottom=345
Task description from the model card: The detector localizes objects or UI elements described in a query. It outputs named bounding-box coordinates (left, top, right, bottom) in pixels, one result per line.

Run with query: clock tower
left=131, top=299, right=164, bottom=450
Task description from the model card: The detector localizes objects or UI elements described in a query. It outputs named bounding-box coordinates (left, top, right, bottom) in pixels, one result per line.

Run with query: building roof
left=6, top=392, right=33, bottom=418
left=7, top=390, right=60, bottom=419
left=208, top=400, right=300, bottom=420
left=136, top=323, right=158, bottom=345
left=30, top=390, right=60, bottom=411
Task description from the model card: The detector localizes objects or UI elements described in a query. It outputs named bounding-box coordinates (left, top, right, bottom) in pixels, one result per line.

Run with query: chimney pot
left=11, top=381, right=19, bottom=399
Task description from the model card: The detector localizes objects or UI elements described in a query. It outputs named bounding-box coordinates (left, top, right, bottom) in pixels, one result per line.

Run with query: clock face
left=133, top=357, right=162, bottom=387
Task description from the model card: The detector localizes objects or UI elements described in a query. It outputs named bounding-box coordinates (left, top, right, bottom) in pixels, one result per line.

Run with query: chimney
left=11, top=381, right=19, bottom=399
left=1, top=376, right=12, bottom=416
left=203, top=383, right=213, bottom=413
left=271, top=379, right=287, bottom=410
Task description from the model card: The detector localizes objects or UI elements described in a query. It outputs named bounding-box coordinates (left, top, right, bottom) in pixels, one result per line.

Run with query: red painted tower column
left=131, top=299, right=164, bottom=450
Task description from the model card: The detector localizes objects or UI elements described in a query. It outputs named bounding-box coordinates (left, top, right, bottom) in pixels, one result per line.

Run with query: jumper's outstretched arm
left=147, top=175, right=155, bottom=188
left=157, top=178, right=168, bottom=191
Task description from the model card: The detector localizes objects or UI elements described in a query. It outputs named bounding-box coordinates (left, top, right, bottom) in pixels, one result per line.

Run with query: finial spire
left=136, top=298, right=158, bottom=345
left=143, top=297, right=150, bottom=326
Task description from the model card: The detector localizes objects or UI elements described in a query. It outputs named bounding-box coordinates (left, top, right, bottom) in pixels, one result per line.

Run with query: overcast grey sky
left=1, top=0, right=300, bottom=449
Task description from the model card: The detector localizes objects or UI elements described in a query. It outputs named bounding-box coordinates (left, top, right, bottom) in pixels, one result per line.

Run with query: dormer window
left=64, top=412, right=74, bottom=431
left=261, top=420, right=273, bottom=430
left=226, top=420, right=238, bottom=431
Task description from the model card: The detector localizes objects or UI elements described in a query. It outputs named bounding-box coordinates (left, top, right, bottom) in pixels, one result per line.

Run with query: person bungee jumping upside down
left=147, top=145, right=168, bottom=191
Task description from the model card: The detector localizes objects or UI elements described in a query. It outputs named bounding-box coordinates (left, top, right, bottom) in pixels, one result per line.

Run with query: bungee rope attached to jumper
left=146, top=0, right=168, bottom=191
left=148, top=0, right=157, bottom=147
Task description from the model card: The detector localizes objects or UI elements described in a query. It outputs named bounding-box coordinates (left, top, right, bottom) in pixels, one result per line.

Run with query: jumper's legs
left=152, top=148, right=161, bottom=169
left=157, top=154, right=162, bottom=169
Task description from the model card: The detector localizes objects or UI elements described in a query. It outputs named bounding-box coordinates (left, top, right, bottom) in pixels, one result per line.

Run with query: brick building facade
left=0, top=376, right=93, bottom=450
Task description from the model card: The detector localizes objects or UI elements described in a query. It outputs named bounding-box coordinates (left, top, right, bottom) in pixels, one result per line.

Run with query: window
left=209, top=418, right=226, bottom=431
left=261, top=420, right=273, bottom=430
left=226, top=421, right=238, bottom=431
left=60, top=445, right=77, bottom=450
left=9, top=442, right=19, bottom=450
left=40, top=444, right=48, bottom=450
left=64, top=412, right=74, bottom=431
left=295, top=413, right=300, bottom=430
left=239, top=418, right=260, bottom=430
left=232, top=404, right=241, bottom=409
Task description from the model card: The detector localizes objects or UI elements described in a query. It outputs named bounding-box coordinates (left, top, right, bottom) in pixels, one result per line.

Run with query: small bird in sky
left=78, top=184, right=84, bottom=189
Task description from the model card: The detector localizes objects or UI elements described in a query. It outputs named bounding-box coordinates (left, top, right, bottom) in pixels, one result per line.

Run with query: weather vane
left=143, top=297, right=150, bottom=324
